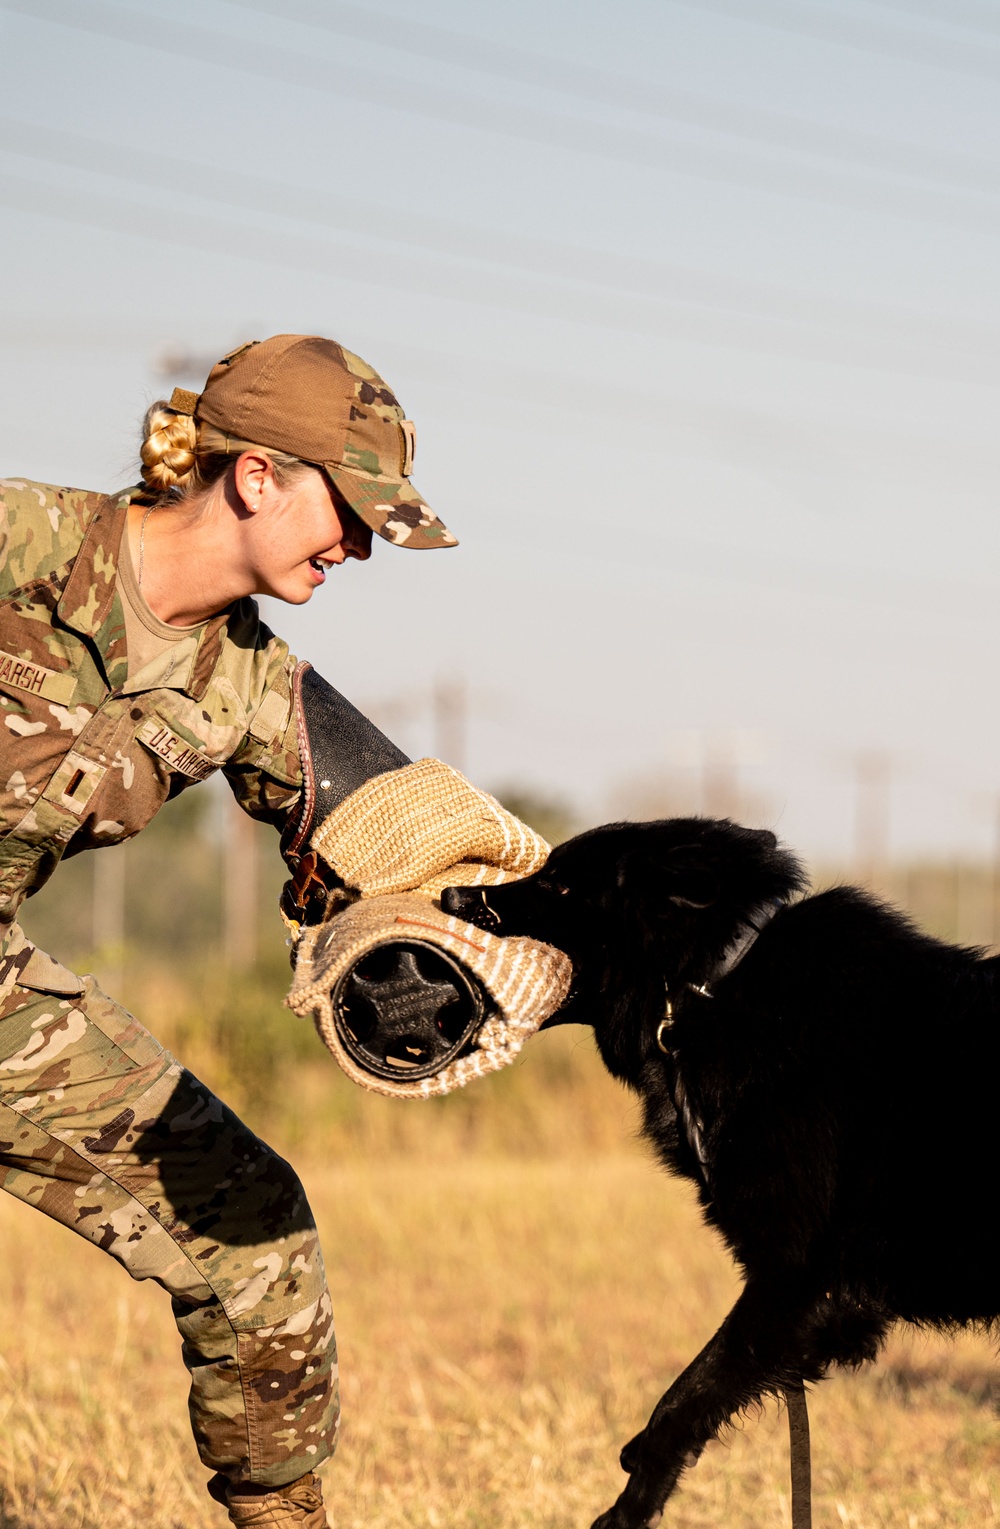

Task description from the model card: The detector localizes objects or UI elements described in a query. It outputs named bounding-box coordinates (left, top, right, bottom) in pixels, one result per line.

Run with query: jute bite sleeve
left=309, top=756, right=550, bottom=895
left=285, top=759, right=573, bottom=1098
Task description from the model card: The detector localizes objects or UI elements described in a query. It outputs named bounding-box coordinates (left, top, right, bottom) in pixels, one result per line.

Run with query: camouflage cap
left=171, top=334, right=457, bottom=550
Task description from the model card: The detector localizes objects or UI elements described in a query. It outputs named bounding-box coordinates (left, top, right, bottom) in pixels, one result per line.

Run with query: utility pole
left=433, top=675, right=467, bottom=775
left=223, top=799, right=258, bottom=969
left=92, top=843, right=127, bottom=992
left=855, top=751, right=891, bottom=890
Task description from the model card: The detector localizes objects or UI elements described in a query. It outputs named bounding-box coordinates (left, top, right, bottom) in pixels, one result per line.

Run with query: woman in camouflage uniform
left=0, top=335, right=456, bottom=1527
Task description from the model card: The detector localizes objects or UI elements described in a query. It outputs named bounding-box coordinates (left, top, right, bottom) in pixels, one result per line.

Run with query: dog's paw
left=589, top=1507, right=628, bottom=1529
left=591, top=1476, right=673, bottom=1529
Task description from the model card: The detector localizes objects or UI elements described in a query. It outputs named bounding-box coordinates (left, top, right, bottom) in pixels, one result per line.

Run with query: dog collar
left=654, top=897, right=785, bottom=1186
left=657, top=897, right=784, bottom=1051
left=706, top=896, right=785, bottom=987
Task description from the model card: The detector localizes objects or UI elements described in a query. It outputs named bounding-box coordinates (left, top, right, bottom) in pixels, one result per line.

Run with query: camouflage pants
left=0, top=969, right=339, bottom=1488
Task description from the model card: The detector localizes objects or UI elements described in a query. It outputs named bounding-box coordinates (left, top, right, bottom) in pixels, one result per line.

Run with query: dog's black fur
left=443, top=818, right=1000, bottom=1529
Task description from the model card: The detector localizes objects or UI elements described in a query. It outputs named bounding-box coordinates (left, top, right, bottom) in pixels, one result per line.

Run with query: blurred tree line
left=16, top=772, right=997, bottom=1159
left=15, top=778, right=624, bottom=1159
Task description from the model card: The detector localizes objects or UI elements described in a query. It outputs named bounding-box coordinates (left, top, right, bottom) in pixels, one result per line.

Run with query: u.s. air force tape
left=136, top=717, right=217, bottom=780
left=0, top=650, right=76, bottom=705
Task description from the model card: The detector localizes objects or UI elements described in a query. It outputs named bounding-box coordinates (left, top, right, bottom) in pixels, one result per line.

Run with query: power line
left=869, top=0, right=1000, bottom=37
left=4, top=0, right=1000, bottom=229
left=2, top=161, right=999, bottom=387
left=0, top=165, right=989, bottom=391
left=2, top=116, right=997, bottom=379
left=229, top=0, right=1000, bottom=187
left=666, top=0, right=1000, bottom=79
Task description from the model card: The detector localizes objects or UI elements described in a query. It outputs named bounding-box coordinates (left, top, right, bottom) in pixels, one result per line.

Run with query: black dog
left=443, top=818, right=999, bottom=1529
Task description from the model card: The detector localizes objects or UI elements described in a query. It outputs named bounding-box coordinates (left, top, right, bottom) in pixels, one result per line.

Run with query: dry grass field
left=1, top=1130, right=997, bottom=1529
left=6, top=842, right=1000, bottom=1529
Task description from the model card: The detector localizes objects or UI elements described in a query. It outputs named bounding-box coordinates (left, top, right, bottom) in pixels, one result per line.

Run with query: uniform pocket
left=73, top=976, right=167, bottom=1069
left=0, top=926, right=84, bottom=1000
left=16, top=945, right=86, bottom=996
left=133, top=687, right=248, bottom=784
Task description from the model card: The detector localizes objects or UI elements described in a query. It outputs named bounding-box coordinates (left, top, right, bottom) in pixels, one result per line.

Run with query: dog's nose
left=441, top=885, right=502, bottom=934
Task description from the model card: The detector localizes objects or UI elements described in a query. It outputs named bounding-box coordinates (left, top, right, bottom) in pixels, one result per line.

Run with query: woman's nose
left=343, top=524, right=373, bottom=561
left=326, top=527, right=372, bottom=564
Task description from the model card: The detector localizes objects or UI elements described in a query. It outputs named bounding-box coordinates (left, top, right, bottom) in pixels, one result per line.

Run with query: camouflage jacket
left=0, top=479, right=303, bottom=972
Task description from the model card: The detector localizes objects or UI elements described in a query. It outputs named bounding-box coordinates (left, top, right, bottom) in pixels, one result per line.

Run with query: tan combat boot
left=209, top=1471, right=330, bottom=1527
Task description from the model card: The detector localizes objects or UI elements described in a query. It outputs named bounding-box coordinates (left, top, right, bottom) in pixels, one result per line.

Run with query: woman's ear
left=232, top=450, right=275, bottom=513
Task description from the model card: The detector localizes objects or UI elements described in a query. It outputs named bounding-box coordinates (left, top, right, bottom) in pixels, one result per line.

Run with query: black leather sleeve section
left=282, top=662, right=411, bottom=862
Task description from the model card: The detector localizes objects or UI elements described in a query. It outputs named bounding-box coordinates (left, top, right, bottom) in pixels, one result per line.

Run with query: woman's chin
left=257, top=579, right=315, bottom=606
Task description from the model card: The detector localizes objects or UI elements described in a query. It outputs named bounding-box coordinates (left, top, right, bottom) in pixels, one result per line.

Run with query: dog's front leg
left=591, top=1278, right=829, bottom=1529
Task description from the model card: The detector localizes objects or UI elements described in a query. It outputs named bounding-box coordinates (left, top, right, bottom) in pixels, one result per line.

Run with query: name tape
left=136, top=718, right=217, bottom=781
left=0, top=650, right=76, bottom=705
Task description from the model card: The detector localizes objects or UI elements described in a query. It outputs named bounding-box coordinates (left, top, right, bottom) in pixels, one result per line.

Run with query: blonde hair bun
left=140, top=402, right=198, bottom=495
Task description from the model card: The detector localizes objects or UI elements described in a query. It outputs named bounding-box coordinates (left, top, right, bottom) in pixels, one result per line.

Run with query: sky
left=2, top=0, right=999, bottom=863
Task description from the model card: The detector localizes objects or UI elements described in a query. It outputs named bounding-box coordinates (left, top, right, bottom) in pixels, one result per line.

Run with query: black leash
left=784, top=1381, right=812, bottom=1529
left=653, top=903, right=812, bottom=1528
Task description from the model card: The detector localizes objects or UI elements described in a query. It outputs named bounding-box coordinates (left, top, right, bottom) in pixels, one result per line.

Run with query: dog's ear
left=667, top=870, right=719, bottom=909
left=618, top=841, right=719, bottom=910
